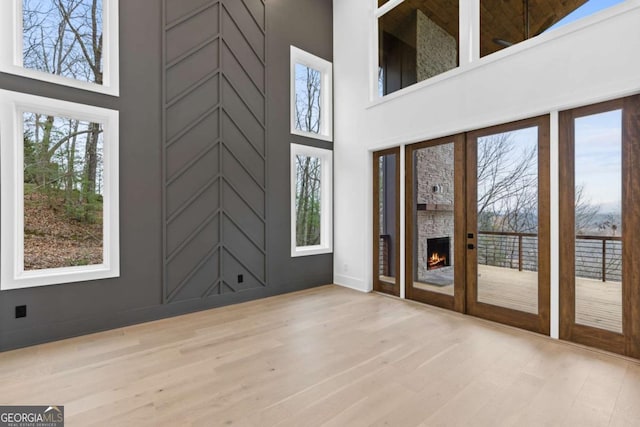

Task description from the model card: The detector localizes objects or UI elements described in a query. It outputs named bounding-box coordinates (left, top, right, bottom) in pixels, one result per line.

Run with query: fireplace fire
left=428, top=252, right=447, bottom=269
left=426, top=237, right=450, bottom=270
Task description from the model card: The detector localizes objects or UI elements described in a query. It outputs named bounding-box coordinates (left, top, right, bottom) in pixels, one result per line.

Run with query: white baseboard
left=334, top=274, right=371, bottom=293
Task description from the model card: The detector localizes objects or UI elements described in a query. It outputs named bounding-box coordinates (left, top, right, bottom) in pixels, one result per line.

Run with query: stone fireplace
left=415, top=143, right=455, bottom=281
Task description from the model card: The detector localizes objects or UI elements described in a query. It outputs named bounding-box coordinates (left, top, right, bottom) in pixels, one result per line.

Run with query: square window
left=290, top=46, right=333, bottom=141
left=0, top=89, right=120, bottom=289
left=291, top=144, right=333, bottom=257
left=0, top=0, right=119, bottom=95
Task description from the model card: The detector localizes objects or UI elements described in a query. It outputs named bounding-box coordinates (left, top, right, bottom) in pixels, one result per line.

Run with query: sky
left=547, top=0, right=626, bottom=31
left=574, top=110, right=622, bottom=211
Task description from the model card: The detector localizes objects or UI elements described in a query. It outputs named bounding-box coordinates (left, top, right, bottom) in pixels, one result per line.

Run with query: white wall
left=332, top=0, right=640, bottom=310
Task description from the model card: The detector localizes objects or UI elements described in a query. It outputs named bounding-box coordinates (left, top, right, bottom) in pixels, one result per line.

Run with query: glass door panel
left=406, top=135, right=465, bottom=312
left=413, top=143, right=455, bottom=297
left=476, top=126, right=539, bottom=315
left=373, top=148, right=400, bottom=296
left=574, top=110, right=623, bottom=334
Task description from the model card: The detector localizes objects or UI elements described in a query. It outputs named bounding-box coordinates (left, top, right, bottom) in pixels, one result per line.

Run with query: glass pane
left=574, top=110, right=623, bottom=333
left=477, top=127, right=539, bottom=314
left=412, top=142, right=455, bottom=296
left=23, top=112, right=104, bottom=270
left=378, top=153, right=397, bottom=285
left=295, top=155, right=322, bottom=247
left=22, top=0, right=104, bottom=84
left=379, top=0, right=459, bottom=96
left=294, top=64, right=322, bottom=134
left=480, top=0, right=626, bottom=58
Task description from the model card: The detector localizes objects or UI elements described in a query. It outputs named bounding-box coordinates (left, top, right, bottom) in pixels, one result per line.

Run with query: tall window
left=291, top=144, right=332, bottom=257
left=0, top=90, right=119, bottom=290
left=0, top=0, right=119, bottom=95
left=290, top=46, right=333, bottom=141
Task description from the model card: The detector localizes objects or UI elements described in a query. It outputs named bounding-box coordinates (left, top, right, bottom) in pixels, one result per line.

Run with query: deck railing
left=478, top=231, right=621, bottom=282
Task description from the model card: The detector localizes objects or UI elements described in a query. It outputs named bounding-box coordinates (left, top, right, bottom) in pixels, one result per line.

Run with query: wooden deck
left=0, top=285, right=638, bottom=426
left=414, top=265, right=622, bottom=333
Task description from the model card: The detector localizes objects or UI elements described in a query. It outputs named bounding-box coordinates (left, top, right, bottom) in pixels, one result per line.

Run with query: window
left=480, top=0, right=627, bottom=57
left=0, top=89, right=119, bottom=290
left=291, top=144, right=333, bottom=257
left=0, top=0, right=119, bottom=96
left=377, top=0, right=459, bottom=96
left=290, top=46, right=333, bottom=141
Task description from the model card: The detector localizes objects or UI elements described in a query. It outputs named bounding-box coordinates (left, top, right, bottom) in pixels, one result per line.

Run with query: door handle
left=467, top=244, right=475, bottom=250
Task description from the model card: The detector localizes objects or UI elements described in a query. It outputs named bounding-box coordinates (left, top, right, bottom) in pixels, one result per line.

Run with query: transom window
left=290, top=46, right=333, bottom=141
left=0, top=0, right=119, bottom=95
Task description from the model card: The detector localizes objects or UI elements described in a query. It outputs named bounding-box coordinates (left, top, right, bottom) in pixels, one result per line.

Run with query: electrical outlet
left=237, top=274, right=244, bottom=284
left=15, top=305, right=27, bottom=318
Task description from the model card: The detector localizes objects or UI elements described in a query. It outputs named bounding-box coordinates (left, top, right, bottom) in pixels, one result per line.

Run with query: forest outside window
left=0, top=0, right=119, bottom=96
left=290, top=46, right=333, bottom=142
left=291, top=144, right=333, bottom=257
left=0, top=89, right=119, bottom=290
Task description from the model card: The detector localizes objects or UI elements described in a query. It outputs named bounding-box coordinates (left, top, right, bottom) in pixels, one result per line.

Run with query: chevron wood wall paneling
left=162, top=0, right=266, bottom=303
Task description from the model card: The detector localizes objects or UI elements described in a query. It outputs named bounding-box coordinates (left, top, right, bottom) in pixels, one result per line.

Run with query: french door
left=559, top=95, right=640, bottom=358
left=466, top=116, right=550, bottom=335
left=404, top=116, right=550, bottom=335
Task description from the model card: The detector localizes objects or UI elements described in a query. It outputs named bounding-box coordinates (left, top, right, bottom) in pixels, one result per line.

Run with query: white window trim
left=0, top=89, right=120, bottom=290
left=291, top=144, right=333, bottom=257
left=290, top=46, right=333, bottom=142
left=0, top=0, right=120, bottom=97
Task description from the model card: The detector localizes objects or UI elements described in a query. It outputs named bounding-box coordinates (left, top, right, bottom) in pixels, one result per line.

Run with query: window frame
left=290, top=46, right=333, bottom=142
left=0, top=89, right=120, bottom=290
left=290, top=143, right=333, bottom=257
left=0, top=0, right=120, bottom=96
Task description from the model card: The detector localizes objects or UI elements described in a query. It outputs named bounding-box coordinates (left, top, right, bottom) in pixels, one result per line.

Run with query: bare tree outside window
left=294, top=64, right=321, bottom=134
left=23, top=0, right=103, bottom=84
left=295, top=155, right=322, bottom=246
left=23, top=112, right=104, bottom=270
left=477, top=129, right=538, bottom=234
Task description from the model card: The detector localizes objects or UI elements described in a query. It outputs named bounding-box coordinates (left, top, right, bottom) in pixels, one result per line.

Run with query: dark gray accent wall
left=163, top=0, right=267, bottom=303
left=0, top=0, right=332, bottom=351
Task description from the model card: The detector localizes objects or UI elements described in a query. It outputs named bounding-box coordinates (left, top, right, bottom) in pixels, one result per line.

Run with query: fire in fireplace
left=427, top=237, right=450, bottom=270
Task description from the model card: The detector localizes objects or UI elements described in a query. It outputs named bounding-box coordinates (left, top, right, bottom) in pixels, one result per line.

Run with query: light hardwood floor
left=0, top=285, right=638, bottom=426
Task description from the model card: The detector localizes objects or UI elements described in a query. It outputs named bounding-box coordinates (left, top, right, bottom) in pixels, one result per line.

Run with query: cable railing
left=478, top=231, right=621, bottom=282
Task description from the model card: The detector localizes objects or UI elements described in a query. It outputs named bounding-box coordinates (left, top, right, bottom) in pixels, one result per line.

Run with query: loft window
left=480, top=0, right=627, bottom=57
left=0, top=0, right=119, bottom=96
left=291, top=144, right=333, bottom=257
left=0, top=89, right=120, bottom=290
left=290, top=46, right=333, bottom=142
left=377, top=0, right=459, bottom=96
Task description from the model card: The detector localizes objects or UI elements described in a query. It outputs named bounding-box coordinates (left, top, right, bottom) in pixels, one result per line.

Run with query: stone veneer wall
left=416, top=10, right=457, bottom=82
left=416, top=143, right=455, bottom=280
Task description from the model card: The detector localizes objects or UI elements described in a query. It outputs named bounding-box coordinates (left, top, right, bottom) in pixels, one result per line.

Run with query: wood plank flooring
left=0, top=285, right=638, bottom=426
